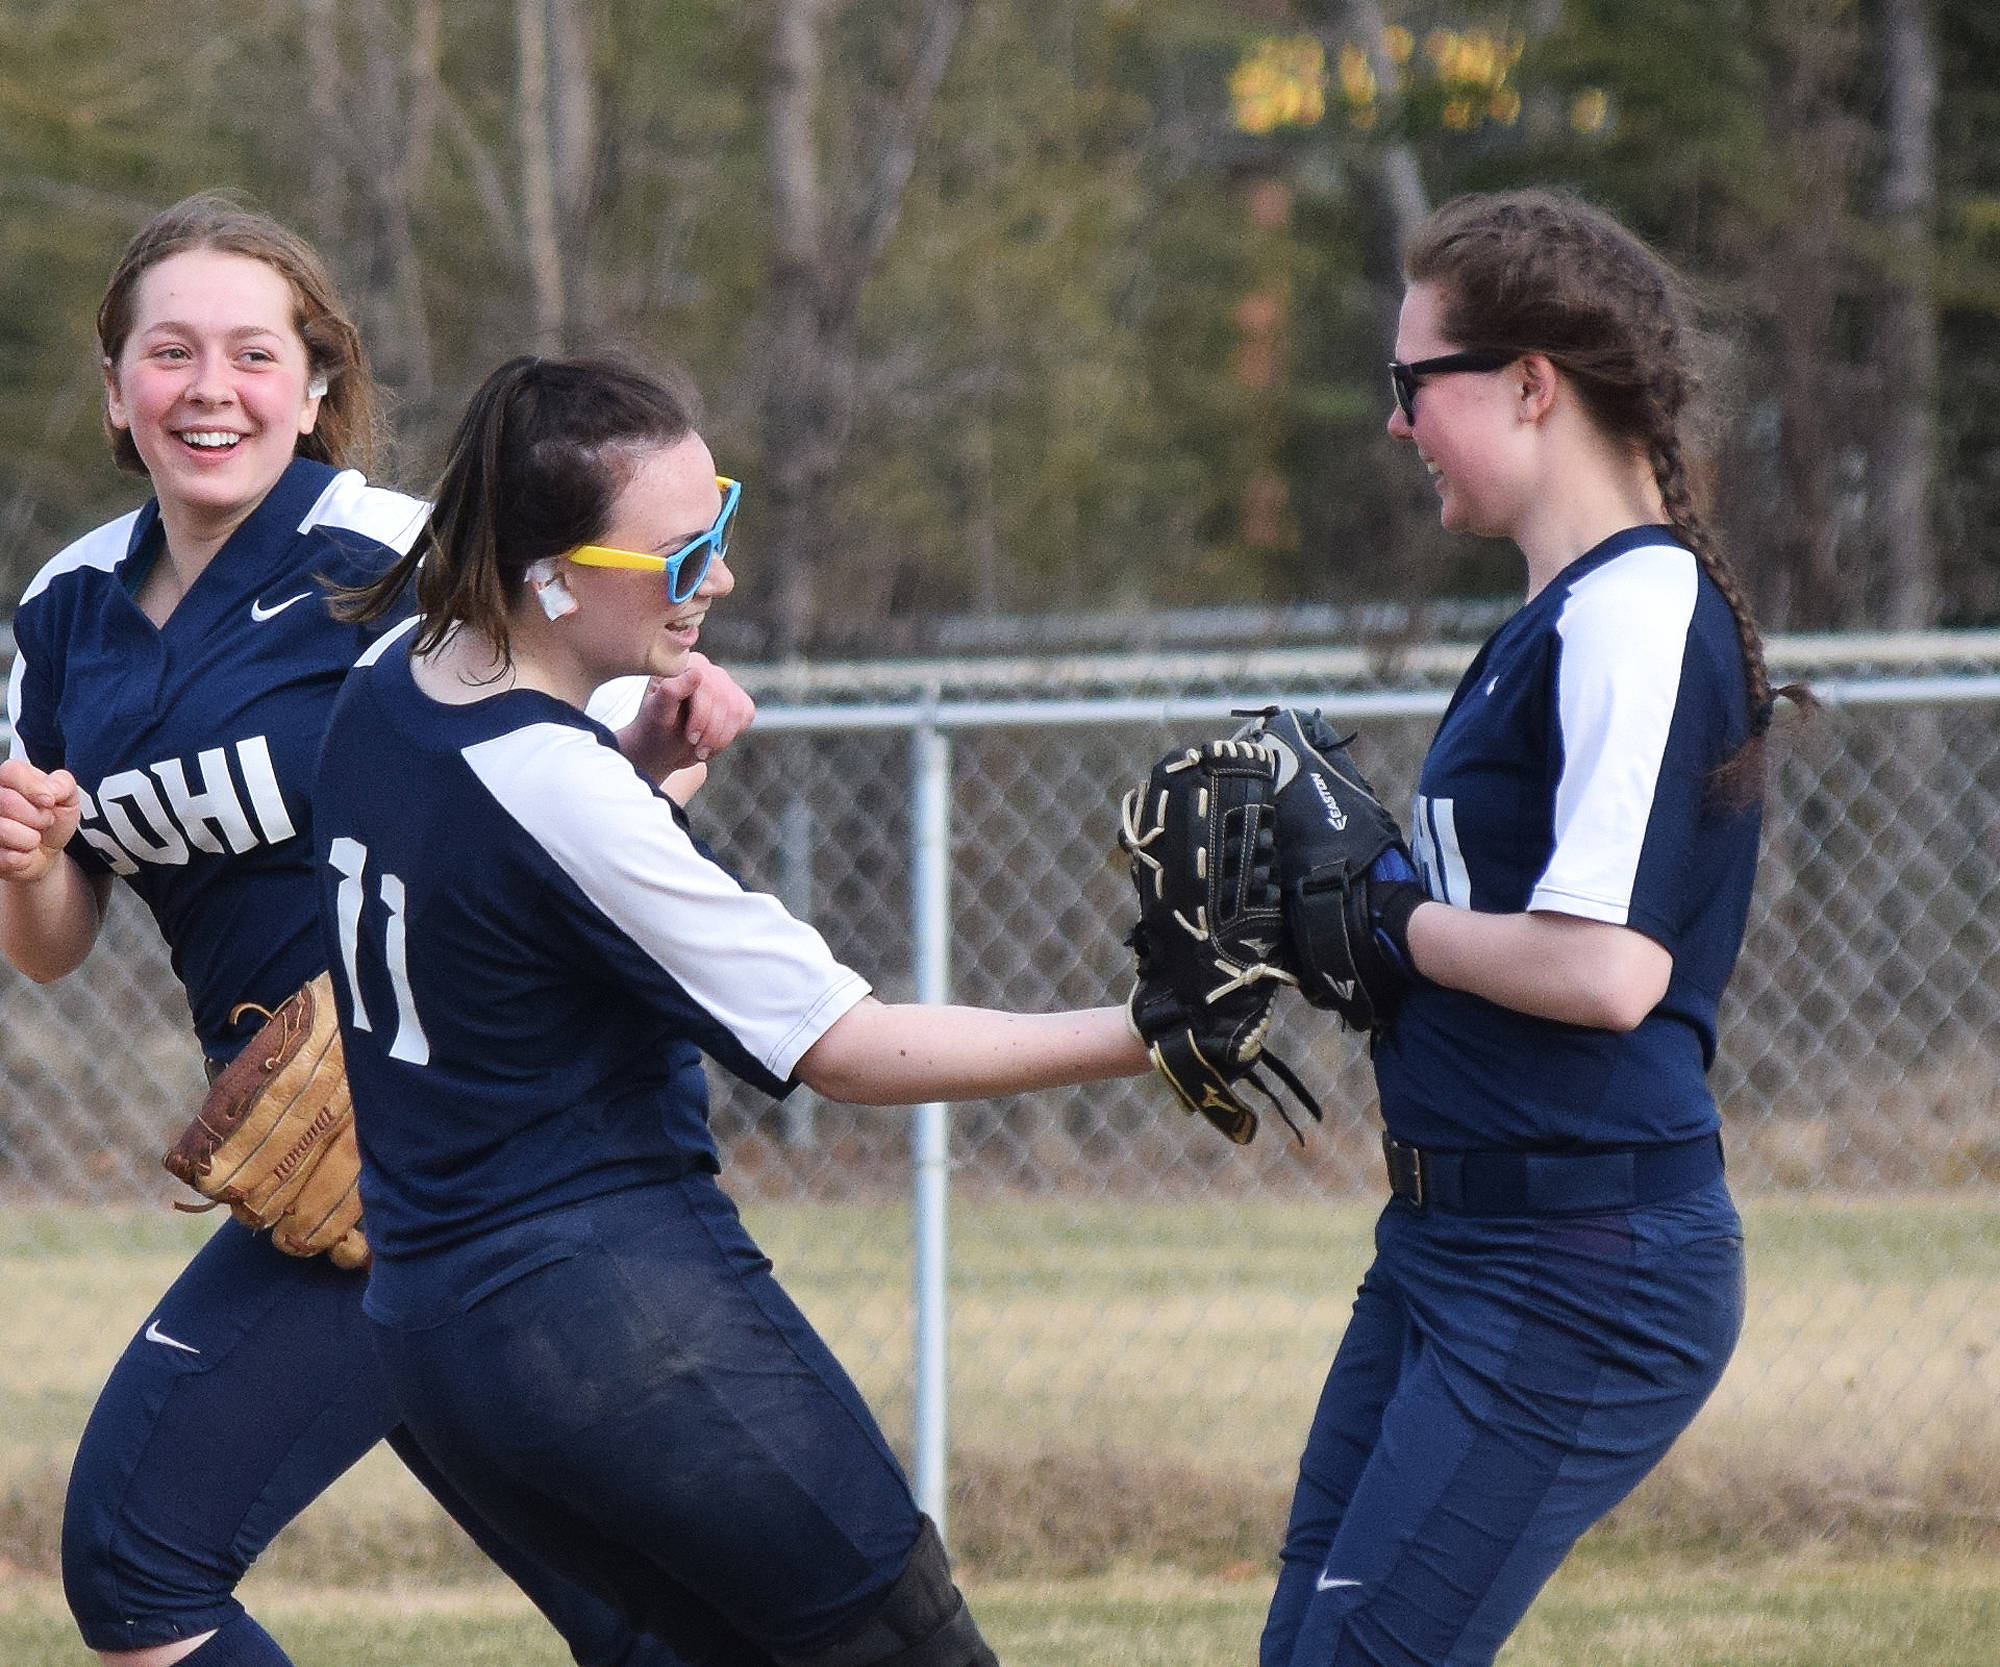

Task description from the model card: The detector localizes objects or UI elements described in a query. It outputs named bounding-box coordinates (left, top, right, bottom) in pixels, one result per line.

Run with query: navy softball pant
left=365, top=1175, right=928, bottom=1667
left=62, top=1217, right=676, bottom=1664
left=1260, top=1178, right=1745, bottom=1667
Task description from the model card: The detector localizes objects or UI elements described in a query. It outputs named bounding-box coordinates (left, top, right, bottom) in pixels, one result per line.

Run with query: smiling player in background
left=0, top=192, right=731, bottom=1667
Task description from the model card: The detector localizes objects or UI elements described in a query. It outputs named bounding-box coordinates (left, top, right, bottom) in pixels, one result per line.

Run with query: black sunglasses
left=1388, top=350, right=1519, bottom=424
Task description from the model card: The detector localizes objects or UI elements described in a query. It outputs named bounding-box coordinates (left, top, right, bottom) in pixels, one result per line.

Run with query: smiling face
left=559, top=434, right=735, bottom=683
left=104, top=247, right=323, bottom=548
left=1386, top=280, right=1536, bottom=542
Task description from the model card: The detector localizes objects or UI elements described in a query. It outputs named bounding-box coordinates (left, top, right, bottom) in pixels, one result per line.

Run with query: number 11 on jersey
left=328, top=836, right=432, bottom=1065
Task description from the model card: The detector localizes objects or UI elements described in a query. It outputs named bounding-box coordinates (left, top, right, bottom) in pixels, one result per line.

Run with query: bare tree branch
left=1874, top=0, right=1939, bottom=629
left=758, top=0, right=970, bottom=655
left=768, top=0, right=835, bottom=282
left=300, top=0, right=347, bottom=248
left=406, top=0, right=441, bottom=192
left=435, top=86, right=522, bottom=253
left=517, top=0, right=565, bottom=352
left=1340, top=0, right=1428, bottom=257
left=847, top=0, right=969, bottom=275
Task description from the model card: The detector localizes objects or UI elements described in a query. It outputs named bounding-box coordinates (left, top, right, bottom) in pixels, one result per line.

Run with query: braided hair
left=1404, top=189, right=1808, bottom=790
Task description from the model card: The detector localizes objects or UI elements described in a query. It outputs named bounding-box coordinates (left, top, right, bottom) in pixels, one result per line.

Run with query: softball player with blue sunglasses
left=316, top=353, right=1149, bottom=1667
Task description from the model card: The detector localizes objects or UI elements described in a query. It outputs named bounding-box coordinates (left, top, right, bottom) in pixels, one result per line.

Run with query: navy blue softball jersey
left=1259, top=527, right=1756, bottom=1667
left=7, top=456, right=424, bottom=1059
left=1376, top=526, right=1762, bottom=1152
left=312, top=640, right=870, bottom=1299
left=19, top=461, right=687, bottom=1666
left=313, top=646, right=948, bottom=1662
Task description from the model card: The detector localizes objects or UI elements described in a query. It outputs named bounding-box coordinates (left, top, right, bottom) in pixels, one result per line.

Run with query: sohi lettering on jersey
left=75, top=736, right=297, bottom=874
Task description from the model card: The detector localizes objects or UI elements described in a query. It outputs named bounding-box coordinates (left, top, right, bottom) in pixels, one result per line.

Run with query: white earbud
left=526, top=557, right=578, bottom=622
left=307, top=373, right=329, bottom=399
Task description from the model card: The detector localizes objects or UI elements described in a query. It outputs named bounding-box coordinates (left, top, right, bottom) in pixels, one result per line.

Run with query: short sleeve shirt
left=1373, top=528, right=1763, bottom=1150
left=311, top=640, right=871, bottom=1279
left=7, top=458, right=424, bottom=1057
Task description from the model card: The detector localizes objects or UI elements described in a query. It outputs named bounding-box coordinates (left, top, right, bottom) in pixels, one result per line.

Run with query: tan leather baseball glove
left=163, top=971, right=369, bottom=1270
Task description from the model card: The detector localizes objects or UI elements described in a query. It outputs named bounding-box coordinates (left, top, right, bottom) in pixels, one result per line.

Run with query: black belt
left=1381, top=1131, right=1723, bottom=1216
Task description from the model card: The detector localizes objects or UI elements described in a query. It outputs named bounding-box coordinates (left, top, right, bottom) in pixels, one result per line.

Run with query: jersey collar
left=1552, top=523, right=1683, bottom=588
left=120, top=455, right=342, bottom=571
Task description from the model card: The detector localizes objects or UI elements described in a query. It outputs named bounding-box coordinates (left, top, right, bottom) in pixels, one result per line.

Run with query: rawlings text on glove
left=163, top=971, right=369, bottom=1270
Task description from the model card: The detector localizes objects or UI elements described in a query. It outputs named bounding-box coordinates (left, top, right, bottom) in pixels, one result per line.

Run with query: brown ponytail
left=338, top=353, right=701, bottom=669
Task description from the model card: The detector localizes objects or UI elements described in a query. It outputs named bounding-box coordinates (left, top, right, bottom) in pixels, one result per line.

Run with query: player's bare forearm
left=797, top=999, right=1149, bottom=1106
left=0, top=856, right=109, bottom=982
left=1405, top=902, right=1672, bottom=1030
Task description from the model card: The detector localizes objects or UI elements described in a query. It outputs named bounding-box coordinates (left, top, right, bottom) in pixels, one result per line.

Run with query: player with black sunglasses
left=1260, top=188, right=1807, bottom=1667
left=1386, top=348, right=1519, bottom=427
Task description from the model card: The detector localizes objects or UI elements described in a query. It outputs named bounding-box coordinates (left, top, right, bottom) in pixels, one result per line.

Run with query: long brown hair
left=97, top=190, right=382, bottom=475
left=340, top=353, right=701, bottom=667
left=1404, top=188, right=1808, bottom=787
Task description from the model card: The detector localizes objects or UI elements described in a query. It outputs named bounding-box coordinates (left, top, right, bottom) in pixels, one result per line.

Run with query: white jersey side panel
left=1529, top=544, right=1699, bottom=924
left=355, top=614, right=422, bottom=668
left=463, top=723, right=868, bottom=1078
left=584, top=677, right=650, bottom=731
left=7, top=513, right=139, bottom=757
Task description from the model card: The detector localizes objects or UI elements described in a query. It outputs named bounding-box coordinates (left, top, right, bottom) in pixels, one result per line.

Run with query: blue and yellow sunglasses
left=566, top=476, right=740, bottom=603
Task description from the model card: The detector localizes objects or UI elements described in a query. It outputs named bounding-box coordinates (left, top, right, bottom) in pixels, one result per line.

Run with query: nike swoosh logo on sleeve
left=144, top=1319, right=200, bottom=1355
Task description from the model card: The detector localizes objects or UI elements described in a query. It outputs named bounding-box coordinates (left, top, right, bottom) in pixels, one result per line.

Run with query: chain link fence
left=4, top=631, right=1999, bottom=1567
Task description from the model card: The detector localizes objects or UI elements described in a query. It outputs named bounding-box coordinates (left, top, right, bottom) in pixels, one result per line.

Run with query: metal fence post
left=910, top=709, right=952, bottom=1536
left=777, top=788, right=819, bottom=1149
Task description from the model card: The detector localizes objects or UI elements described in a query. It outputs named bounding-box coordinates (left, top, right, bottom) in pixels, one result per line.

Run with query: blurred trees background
left=2, top=0, right=1997, bottom=654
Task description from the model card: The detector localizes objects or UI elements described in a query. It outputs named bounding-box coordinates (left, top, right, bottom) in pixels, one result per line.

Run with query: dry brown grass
left=1729, top=1050, right=2000, bottom=1190
left=948, top=1448, right=1288, bottom=1579
left=6, top=1195, right=2000, bottom=1585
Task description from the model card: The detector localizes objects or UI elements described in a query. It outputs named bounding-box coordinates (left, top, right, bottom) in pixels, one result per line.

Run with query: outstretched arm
left=0, top=758, right=110, bottom=981
left=796, top=997, right=1148, bottom=1106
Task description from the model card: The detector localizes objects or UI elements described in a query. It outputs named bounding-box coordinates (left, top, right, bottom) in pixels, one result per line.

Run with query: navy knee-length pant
left=63, top=1217, right=672, bottom=1664
left=365, top=1175, right=927, bottom=1667
left=1260, top=1178, right=1745, bottom=1667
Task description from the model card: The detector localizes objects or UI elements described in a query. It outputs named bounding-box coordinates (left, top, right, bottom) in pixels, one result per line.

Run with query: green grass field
left=3, top=1554, right=2000, bottom=1666
left=2, top=1195, right=1998, bottom=1661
